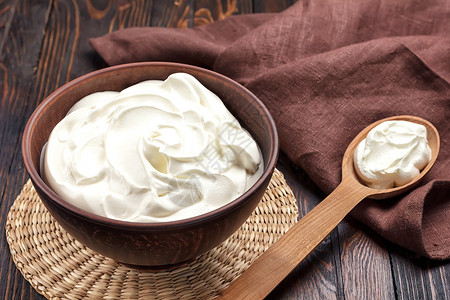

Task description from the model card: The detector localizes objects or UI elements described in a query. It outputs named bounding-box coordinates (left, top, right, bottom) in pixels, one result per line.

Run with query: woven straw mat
left=6, top=168, right=298, bottom=299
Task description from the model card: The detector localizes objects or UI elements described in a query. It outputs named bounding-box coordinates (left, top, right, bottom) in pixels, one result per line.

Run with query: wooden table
left=0, top=1, right=448, bottom=299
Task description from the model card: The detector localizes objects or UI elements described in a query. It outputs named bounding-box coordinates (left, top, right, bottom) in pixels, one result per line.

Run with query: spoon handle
left=218, top=179, right=372, bottom=300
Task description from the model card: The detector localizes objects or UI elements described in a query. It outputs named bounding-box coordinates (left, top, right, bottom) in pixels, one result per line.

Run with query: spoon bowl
left=219, top=115, right=440, bottom=299
left=342, top=115, right=440, bottom=199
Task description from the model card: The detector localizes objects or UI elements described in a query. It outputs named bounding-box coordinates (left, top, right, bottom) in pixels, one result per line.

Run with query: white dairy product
left=42, top=73, right=263, bottom=222
left=354, top=120, right=431, bottom=189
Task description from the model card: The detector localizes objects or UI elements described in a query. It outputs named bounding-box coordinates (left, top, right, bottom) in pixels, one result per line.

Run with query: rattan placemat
left=6, top=168, right=298, bottom=299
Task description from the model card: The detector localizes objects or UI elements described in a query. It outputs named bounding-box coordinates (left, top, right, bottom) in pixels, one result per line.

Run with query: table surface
left=0, top=1, right=449, bottom=299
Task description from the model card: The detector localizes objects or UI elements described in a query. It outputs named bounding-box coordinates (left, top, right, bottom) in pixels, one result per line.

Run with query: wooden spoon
left=218, top=115, right=440, bottom=300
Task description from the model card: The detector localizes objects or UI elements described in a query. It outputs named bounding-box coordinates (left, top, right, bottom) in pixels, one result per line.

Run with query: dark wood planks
left=193, top=0, right=253, bottom=26
left=269, top=155, right=342, bottom=299
left=337, top=220, right=395, bottom=299
left=0, top=1, right=52, bottom=299
left=390, top=246, right=450, bottom=300
left=150, top=0, right=193, bottom=28
left=0, top=0, right=16, bottom=59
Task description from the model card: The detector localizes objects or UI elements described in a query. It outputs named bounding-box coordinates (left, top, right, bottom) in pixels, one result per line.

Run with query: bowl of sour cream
left=22, top=62, right=278, bottom=267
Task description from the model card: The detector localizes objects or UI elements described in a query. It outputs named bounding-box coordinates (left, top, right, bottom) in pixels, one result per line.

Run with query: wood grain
left=0, top=1, right=51, bottom=299
left=390, top=247, right=450, bottom=300
left=193, top=0, right=252, bottom=26
left=150, top=0, right=193, bottom=28
left=0, top=0, right=16, bottom=59
left=270, top=156, right=341, bottom=299
left=338, top=220, right=395, bottom=299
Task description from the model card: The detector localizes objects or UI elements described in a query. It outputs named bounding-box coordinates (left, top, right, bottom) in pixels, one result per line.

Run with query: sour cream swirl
left=43, top=73, right=263, bottom=222
left=354, top=120, right=431, bottom=189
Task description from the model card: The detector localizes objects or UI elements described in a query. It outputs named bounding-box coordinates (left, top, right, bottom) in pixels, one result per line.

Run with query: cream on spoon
left=354, top=120, right=432, bottom=189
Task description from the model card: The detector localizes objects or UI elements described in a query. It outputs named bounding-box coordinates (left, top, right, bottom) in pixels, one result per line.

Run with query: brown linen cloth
left=90, top=0, right=450, bottom=259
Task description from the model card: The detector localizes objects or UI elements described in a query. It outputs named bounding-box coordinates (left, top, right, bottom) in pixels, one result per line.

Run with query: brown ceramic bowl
left=22, top=62, right=278, bottom=267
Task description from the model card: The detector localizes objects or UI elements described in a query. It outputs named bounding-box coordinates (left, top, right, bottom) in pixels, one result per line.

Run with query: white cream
left=42, top=73, right=263, bottom=222
left=354, top=120, right=431, bottom=189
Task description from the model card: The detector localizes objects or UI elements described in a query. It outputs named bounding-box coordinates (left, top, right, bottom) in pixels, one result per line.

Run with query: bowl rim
left=22, top=62, right=279, bottom=229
